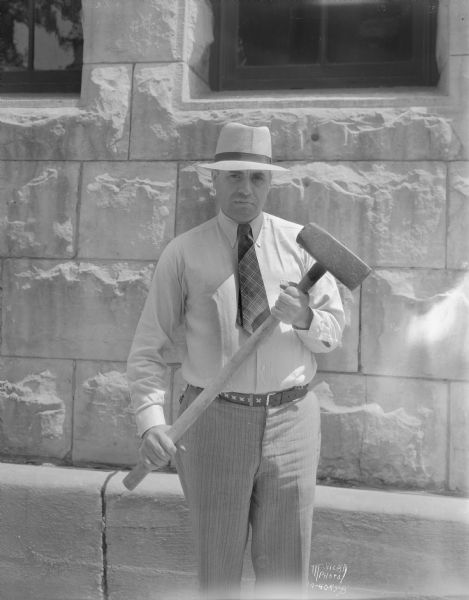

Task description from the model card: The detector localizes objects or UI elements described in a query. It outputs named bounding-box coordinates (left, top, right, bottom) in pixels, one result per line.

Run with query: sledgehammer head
left=297, top=223, right=371, bottom=291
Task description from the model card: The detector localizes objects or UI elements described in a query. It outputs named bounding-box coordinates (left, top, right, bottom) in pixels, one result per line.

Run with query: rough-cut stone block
left=314, top=374, right=448, bottom=489
left=0, top=463, right=105, bottom=600
left=448, top=162, right=469, bottom=269
left=0, top=162, right=79, bottom=258
left=177, top=161, right=446, bottom=268
left=0, top=65, right=131, bottom=160
left=314, top=374, right=367, bottom=483
left=0, top=358, right=73, bottom=460
left=105, top=472, right=197, bottom=600
left=2, top=260, right=155, bottom=361
left=268, top=162, right=447, bottom=268
left=303, top=108, right=462, bottom=162
left=363, top=376, right=447, bottom=489
left=82, top=0, right=181, bottom=64
left=130, top=62, right=463, bottom=161
left=130, top=64, right=184, bottom=161
left=449, top=382, right=469, bottom=494
left=73, top=362, right=140, bottom=467
left=79, top=162, right=177, bottom=259
left=362, top=269, right=469, bottom=380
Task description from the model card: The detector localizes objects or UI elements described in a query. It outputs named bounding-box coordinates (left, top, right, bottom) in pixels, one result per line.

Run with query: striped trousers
left=175, top=385, right=321, bottom=597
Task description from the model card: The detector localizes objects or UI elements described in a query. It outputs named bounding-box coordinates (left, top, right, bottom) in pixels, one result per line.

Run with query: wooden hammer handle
left=123, top=314, right=279, bottom=490
left=123, top=261, right=328, bottom=491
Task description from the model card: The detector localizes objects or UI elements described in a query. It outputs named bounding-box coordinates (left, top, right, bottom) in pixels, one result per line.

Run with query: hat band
left=214, top=152, right=272, bottom=165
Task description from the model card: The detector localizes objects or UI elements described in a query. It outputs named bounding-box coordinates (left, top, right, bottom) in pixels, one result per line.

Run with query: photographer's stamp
left=310, top=562, right=348, bottom=596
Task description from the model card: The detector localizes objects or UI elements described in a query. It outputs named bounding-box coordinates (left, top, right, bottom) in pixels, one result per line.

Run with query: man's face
left=212, top=170, right=272, bottom=223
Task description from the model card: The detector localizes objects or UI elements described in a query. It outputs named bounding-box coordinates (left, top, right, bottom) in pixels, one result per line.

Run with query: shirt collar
left=217, top=210, right=264, bottom=248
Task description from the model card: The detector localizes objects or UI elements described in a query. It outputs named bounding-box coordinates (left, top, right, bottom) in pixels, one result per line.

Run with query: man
left=127, top=123, right=345, bottom=597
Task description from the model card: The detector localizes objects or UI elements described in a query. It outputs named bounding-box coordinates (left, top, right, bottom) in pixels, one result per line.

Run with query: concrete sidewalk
left=1, top=463, right=468, bottom=600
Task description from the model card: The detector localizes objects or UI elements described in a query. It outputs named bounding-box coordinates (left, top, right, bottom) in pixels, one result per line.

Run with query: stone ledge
left=0, top=462, right=107, bottom=600
left=105, top=472, right=469, bottom=600
left=312, top=487, right=469, bottom=596
left=0, top=65, right=131, bottom=161
left=1, top=464, right=468, bottom=600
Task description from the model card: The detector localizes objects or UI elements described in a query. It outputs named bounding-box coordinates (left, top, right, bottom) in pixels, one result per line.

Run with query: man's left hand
left=271, top=282, right=313, bottom=329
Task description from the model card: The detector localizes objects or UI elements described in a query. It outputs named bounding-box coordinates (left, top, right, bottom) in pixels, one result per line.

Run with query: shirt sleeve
left=294, top=270, right=346, bottom=354
left=126, top=241, right=184, bottom=436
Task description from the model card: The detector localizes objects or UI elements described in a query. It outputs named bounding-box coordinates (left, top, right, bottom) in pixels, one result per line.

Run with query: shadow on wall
left=315, top=271, right=469, bottom=493
left=405, top=272, right=469, bottom=377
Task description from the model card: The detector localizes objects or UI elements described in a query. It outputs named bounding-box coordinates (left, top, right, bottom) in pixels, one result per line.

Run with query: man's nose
left=239, top=177, right=252, bottom=195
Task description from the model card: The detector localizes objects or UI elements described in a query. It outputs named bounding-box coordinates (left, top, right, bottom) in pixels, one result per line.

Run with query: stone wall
left=0, top=0, right=468, bottom=495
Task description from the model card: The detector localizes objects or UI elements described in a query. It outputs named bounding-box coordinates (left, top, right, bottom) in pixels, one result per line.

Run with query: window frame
left=0, top=0, right=82, bottom=94
left=210, top=0, right=439, bottom=91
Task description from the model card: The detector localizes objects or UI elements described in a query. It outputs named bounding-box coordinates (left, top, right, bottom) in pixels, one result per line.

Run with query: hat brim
left=198, top=160, right=288, bottom=172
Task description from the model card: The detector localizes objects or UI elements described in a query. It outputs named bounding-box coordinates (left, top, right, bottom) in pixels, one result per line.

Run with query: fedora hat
left=199, top=122, right=288, bottom=172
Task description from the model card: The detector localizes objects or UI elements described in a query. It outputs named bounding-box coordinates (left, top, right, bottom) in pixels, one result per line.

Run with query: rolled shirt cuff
left=295, top=309, right=338, bottom=350
left=135, top=403, right=166, bottom=438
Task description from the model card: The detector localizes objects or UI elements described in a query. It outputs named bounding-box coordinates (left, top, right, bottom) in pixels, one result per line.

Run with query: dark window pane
left=0, top=1, right=29, bottom=71
left=327, top=0, right=413, bottom=64
left=34, top=0, right=83, bottom=70
left=238, top=0, right=321, bottom=66
left=197, top=0, right=438, bottom=90
left=0, top=0, right=83, bottom=92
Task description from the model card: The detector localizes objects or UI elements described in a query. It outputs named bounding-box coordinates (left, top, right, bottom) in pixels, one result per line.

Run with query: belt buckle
left=265, top=392, right=275, bottom=407
left=248, top=393, right=254, bottom=407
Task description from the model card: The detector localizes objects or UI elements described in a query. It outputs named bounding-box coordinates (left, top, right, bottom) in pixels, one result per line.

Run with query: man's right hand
left=139, top=425, right=177, bottom=469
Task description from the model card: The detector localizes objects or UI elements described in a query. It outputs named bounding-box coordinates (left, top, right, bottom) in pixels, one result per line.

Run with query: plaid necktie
left=236, top=223, right=270, bottom=334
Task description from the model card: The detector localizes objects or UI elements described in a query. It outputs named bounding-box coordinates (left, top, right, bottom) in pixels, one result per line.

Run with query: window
left=210, top=0, right=439, bottom=91
left=0, top=0, right=83, bottom=94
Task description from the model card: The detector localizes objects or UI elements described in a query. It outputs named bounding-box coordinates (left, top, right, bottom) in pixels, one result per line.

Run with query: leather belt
left=187, top=384, right=309, bottom=408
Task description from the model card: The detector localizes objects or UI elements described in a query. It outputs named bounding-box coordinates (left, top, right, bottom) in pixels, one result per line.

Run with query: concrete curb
left=0, top=463, right=107, bottom=600
left=1, top=463, right=468, bottom=600
left=311, top=487, right=469, bottom=598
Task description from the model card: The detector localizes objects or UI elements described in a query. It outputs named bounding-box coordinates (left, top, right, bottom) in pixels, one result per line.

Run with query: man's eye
left=252, top=174, right=265, bottom=183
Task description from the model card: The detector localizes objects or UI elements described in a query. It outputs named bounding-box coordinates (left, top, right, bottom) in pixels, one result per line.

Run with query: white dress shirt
left=127, top=211, right=345, bottom=436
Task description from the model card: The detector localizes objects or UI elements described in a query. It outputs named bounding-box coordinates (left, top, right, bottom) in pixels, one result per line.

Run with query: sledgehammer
left=123, top=223, right=371, bottom=491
